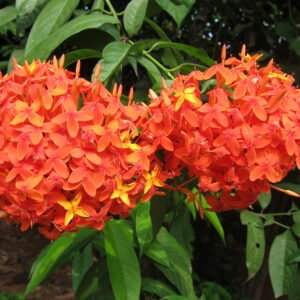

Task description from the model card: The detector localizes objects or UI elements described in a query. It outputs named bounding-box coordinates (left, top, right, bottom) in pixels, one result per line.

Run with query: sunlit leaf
left=133, top=201, right=153, bottom=255
left=104, top=220, right=141, bottom=300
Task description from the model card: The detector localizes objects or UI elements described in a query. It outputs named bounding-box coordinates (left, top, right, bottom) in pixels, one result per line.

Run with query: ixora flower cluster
left=0, top=47, right=299, bottom=238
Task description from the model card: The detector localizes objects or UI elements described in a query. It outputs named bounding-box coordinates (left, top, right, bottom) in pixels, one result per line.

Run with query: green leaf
left=0, top=6, right=17, bottom=28
left=99, top=41, right=131, bottom=82
left=144, top=238, right=170, bottom=268
left=124, top=0, right=148, bottom=37
left=147, top=228, right=197, bottom=299
left=26, top=0, right=80, bottom=54
left=200, top=194, right=225, bottom=242
left=72, top=244, right=93, bottom=293
left=133, top=201, right=153, bottom=255
left=141, top=278, right=177, bottom=298
left=16, top=0, right=42, bottom=15
left=154, top=0, right=195, bottom=28
left=8, top=49, right=25, bottom=73
left=104, top=220, right=141, bottom=300
left=147, top=41, right=214, bottom=66
left=269, top=230, right=298, bottom=298
left=24, top=228, right=97, bottom=297
left=65, top=49, right=102, bottom=67
left=202, top=282, right=232, bottom=300
left=0, top=61, right=9, bottom=71
left=162, top=296, right=191, bottom=300
left=150, top=195, right=168, bottom=237
left=91, top=0, right=105, bottom=10
left=170, top=206, right=194, bottom=258
left=258, top=192, right=271, bottom=211
left=137, top=56, right=162, bottom=87
left=240, top=211, right=265, bottom=280
left=292, top=222, right=300, bottom=238
left=288, top=249, right=300, bottom=264
left=25, top=14, right=119, bottom=61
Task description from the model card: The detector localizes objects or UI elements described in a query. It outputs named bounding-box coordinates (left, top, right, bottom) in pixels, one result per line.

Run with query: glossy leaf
left=147, top=41, right=214, bottom=66
left=65, top=49, right=102, bottom=67
left=104, top=220, right=141, bottom=300
left=124, top=0, right=148, bottom=37
left=0, top=6, right=17, bottom=28
left=269, top=230, right=298, bottom=298
left=99, top=41, right=132, bottom=82
left=240, top=211, right=265, bottom=280
left=154, top=0, right=195, bottom=28
left=26, top=0, right=80, bottom=54
left=291, top=222, right=300, bottom=238
left=16, top=0, right=42, bottom=15
left=25, top=15, right=119, bottom=61
left=133, top=201, right=153, bottom=255
left=141, top=278, right=177, bottom=298
left=200, top=194, right=225, bottom=242
left=24, top=228, right=97, bottom=297
left=147, top=228, right=197, bottom=299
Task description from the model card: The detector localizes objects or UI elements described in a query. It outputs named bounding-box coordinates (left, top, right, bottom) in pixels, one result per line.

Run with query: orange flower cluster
left=140, top=46, right=300, bottom=211
left=0, top=58, right=165, bottom=239
left=0, top=47, right=299, bottom=238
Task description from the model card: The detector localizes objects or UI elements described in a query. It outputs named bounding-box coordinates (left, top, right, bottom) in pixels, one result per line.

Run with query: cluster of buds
left=140, top=45, right=300, bottom=211
left=0, top=46, right=299, bottom=238
left=0, top=58, right=166, bottom=239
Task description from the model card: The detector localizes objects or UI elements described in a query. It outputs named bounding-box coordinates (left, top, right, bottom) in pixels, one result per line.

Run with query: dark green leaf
left=269, top=230, right=298, bottom=298
left=137, top=56, right=162, bottom=87
left=288, top=249, right=300, bottom=264
left=26, top=0, right=80, bottom=54
left=133, top=201, right=153, bottom=255
left=0, top=6, right=17, bottom=28
left=24, top=228, right=97, bottom=297
left=124, top=0, right=148, bottom=37
left=292, top=222, right=300, bottom=238
left=25, top=15, right=119, bottom=61
left=199, top=194, right=225, bottom=242
left=150, top=195, right=168, bottom=237
left=240, top=211, right=265, bottom=280
left=72, top=244, right=93, bottom=293
left=258, top=192, right=272, bottom=211
left=162, top=296, right=191, bottom=300
left=144, top=238, right=170, bottom=268
left=170, top=206, right=194, bottom=258
left=142, top=278, right=177, bottom=298
left=104, top=220, right=141, bottom=300
left=202, top=282, right=232, bottom=300
left=147, top=228, right=197, bottom=299
left=99, top=41, right=131, bottom=82
left=154, top=0, right=195, bottom=28
left=147, top=41, right=214, bottom=66
left=65, top=49, right=102, bottom=67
